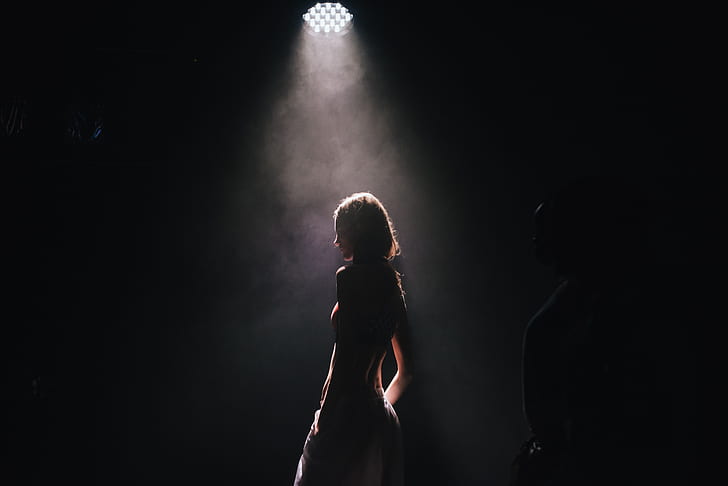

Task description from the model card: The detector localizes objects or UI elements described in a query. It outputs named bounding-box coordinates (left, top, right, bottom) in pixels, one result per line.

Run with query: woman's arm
left=384, top=296, right=414, bottom=405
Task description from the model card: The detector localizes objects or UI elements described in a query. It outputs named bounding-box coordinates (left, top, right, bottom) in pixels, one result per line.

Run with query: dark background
left=5, top=1, right=708, bottom=484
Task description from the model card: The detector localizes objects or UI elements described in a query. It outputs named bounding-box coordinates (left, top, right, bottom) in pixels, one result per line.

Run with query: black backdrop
left=6, top=1, right=707, bottom=484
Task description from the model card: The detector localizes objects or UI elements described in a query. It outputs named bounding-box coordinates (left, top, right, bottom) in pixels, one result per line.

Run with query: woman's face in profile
left=334, top=220, right=354, bottom=261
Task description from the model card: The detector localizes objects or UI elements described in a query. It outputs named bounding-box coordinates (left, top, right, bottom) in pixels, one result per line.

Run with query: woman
left=294, top=192, right=414, bottom=486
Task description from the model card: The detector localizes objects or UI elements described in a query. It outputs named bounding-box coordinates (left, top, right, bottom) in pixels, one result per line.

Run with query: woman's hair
left=333, top=192, right=401, bottom=262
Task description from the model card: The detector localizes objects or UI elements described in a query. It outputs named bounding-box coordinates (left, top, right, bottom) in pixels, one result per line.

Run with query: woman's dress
left=293, top=387, right=402, bottom=486
left=294, top=263, right=404, bottom=486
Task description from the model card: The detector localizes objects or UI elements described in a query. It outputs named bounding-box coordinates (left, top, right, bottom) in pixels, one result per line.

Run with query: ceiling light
left=302, top=3, right=353, bottom=36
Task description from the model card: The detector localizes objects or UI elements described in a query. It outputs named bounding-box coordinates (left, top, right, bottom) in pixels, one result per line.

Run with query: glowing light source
left=302, top=2, right=353, bottom=36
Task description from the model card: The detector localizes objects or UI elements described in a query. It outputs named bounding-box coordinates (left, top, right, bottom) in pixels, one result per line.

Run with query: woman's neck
left=353, top=255, right=387, bottom=265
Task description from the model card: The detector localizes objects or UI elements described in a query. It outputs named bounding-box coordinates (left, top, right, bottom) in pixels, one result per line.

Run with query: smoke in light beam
left=260, top=29, right=418, bottom=229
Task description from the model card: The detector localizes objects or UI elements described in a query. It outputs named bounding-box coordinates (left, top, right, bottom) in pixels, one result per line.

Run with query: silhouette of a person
left=512, top=175, right=695, bottom=486
left=294, top=192, right=414, bottom=486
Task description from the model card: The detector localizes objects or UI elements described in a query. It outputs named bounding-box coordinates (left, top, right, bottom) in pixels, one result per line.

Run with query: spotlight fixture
left=302, top=2, right=353, bottom=36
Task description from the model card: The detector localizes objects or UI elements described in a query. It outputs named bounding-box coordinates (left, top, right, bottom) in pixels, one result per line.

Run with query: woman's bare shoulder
left=335, top=265, right=355, bottom=291
left=338, top=263, right=401, bottom=295
left=337, top=263, right=395, bottom=278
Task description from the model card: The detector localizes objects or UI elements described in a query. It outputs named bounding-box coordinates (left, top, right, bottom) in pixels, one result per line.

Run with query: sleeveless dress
left=293, top=387, right=403, bottom=486
left=294, top=266, right=404, bottom=486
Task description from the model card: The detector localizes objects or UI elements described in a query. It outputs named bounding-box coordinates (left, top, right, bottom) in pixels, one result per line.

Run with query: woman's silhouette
left=294, top=192, right=414, bottom=486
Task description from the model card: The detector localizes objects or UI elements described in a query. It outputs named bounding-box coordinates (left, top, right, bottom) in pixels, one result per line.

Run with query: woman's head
left=333, top=192, right=400, bottom=263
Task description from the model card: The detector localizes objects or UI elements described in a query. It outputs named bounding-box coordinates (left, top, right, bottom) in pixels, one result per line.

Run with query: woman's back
left=324, top=262, right=404, bottom=402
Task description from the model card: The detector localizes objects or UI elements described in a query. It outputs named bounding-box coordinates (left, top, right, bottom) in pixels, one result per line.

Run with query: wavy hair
left=334, top=192, right=403, bottom=294
left=333, top=192, right=400, bottom=262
